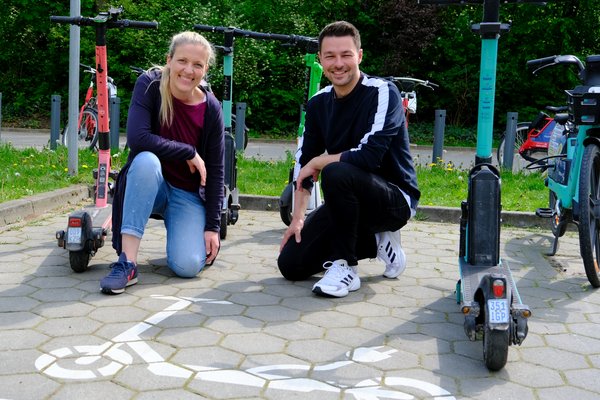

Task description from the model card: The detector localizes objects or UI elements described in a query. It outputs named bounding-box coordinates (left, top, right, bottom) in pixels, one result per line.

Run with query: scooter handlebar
left=418, top=0, right=545, bottom=4
left=193, top=24, right=316, bottom=48
left=50, top=15, right=158, bottom=30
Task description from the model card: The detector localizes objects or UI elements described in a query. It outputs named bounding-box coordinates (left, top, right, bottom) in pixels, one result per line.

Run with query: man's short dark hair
left=318, top=21, right=361, bottom=51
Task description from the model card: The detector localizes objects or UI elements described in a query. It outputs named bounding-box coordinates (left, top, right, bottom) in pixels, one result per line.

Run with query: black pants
left=278, top=162, right=412, bottom=281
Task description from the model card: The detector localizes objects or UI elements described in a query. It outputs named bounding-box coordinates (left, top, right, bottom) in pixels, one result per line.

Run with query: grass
left=237, top=151, right=548, bottom=213
left=0, top=143, right=129, bottom=203
left=1, top=143, right=548, bottom=213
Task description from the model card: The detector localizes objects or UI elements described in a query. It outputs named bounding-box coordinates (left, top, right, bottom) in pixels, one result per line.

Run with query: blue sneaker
left=100, top=253, right=138, bottom=295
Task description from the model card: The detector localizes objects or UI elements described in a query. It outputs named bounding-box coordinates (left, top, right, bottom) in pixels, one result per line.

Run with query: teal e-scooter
left=418, top=0, right=538, bottom=370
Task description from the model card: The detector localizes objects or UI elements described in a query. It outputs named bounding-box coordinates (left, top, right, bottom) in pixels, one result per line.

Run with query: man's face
left=319, top=35, right=363, bottom=97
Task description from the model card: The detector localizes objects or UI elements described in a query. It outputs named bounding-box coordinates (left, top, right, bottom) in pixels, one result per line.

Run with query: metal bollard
left=502, top=112, right=518, bottom=171
left=235, top=102, right=247, bottom=151
left=432, top=109, right=446, bottom=164
left=50, top=95, right=61, bottom=150
left=110, top=97, right=120, bottom=152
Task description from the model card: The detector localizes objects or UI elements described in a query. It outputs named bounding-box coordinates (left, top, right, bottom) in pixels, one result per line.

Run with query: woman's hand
left=186, top=152, right=207, bottom=186
left=205, top=230, right=220, bottom=265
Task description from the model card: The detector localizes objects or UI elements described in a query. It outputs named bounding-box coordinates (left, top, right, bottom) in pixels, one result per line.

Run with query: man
left=278, top=21, right=420, bottom=298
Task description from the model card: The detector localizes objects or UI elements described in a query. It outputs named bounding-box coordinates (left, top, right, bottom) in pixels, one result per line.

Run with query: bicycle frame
left=528, top=55, right=599, bottom=211
left=521, top=115, right=554, bottom=153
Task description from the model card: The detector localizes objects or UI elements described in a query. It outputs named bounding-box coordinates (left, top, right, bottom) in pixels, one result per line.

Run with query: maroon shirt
left=160, top=97, right=207, bottom=192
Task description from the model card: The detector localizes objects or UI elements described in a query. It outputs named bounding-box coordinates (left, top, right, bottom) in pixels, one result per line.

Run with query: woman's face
left=167, top=43, right=209, bottom=100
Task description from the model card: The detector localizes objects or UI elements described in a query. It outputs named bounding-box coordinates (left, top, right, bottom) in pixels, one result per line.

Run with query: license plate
left=488, top=299, right=509, bottom=324
left=67, top=227, right=82, bottom=244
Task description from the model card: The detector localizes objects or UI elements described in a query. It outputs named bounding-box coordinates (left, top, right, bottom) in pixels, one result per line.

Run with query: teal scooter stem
left=473, top=0, right=510, bottom=164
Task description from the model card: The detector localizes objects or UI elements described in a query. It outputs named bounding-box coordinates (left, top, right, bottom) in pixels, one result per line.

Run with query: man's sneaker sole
left=100, top=277, right=138, bottom=295
left=312, top=278, right=361, bottom=298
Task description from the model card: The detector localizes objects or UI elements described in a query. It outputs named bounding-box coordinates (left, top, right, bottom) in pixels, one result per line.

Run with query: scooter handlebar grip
left=50, top=16, right=84, bottom=24
left=193, top=24, right=226, bottom=33
left=117, top=20, right=158, bottom=29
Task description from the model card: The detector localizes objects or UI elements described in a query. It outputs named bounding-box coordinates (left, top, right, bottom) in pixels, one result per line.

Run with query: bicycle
left=529, top=54, right=600, bottom=288
left=385, top=76, right=439, bottom=128
left=497, top=105, right=571, bottom=171
left=60, top=63, right=117, bottom=151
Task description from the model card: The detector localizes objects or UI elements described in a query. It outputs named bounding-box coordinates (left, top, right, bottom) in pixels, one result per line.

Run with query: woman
left=101, top=31, right=225, bottom=295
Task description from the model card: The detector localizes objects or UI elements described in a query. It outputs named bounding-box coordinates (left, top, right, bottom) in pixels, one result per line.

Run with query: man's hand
left=187, top=152, right=207, bottom=186
left=295, top=158, right=321, bottom=191
left=295, top=154, right=341, bottom=191
left=280, top=217, right=304, bottom=252
left=205, top=230, right=220, bottom=265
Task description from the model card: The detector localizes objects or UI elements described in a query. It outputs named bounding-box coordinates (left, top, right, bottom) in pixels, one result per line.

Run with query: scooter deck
left=81, top=204, right=112, bottom=232
left=459, top=258, right=523, bottom=305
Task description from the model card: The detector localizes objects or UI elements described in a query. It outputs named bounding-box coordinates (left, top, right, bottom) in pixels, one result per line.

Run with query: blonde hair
left=159, top=31, right=216, bottom=127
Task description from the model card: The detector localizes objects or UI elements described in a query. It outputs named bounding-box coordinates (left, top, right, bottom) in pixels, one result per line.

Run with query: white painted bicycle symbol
left=35, top=295, right=456, bottom=399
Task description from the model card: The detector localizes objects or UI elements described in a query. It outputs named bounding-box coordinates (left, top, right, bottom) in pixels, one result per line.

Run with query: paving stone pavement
left=0, top=207, right=598, bottom=400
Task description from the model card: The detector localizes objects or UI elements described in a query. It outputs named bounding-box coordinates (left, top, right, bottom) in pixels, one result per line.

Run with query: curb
left=0, top=186, right=548, bottom=229
left=0, top=185, right=91, bottom=226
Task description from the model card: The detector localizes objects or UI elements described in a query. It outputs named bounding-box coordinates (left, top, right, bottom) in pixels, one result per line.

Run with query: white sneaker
left=312, top=259, right=361, bottom=298
left=376, top=230, right=406, bottom=279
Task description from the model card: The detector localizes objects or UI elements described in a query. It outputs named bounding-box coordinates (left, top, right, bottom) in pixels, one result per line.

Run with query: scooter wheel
left=482, top=302, right=510, bottom=371
left=69, top=251, right=91, bottom=273
left=220, top=212, right=228, bottom=240
left=279, top=183, right=293, bottom=226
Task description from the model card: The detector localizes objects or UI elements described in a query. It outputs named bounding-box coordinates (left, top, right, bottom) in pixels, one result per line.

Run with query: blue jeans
left=121, top=151, right=207, bottom=278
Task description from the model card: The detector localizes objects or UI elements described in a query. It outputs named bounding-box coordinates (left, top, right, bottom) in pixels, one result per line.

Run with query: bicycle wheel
left=497, top=123, right=529, bottom=169
left=578, top=143, right=600, bottom=288
left=80, top=108, right=99, bottom=151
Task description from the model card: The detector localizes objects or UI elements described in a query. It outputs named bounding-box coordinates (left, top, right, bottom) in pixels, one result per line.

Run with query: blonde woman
left=102, top=31, right=225, bottom=294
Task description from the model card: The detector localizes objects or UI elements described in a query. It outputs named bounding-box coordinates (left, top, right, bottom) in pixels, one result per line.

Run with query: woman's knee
left=168, top=253, right=206, bottom=278
left=128, top=152, right=162, bottom=181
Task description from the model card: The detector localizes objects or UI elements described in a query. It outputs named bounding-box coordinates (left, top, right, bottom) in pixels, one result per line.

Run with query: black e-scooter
left=418, top=0, right=536, bottom=370
left=193, top=24, right=322, bottom=237
left=52, top=7, right=157, bottom=272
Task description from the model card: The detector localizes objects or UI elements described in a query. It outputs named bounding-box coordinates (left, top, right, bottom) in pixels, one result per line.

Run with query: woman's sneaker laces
left=100, top=253, right=138, bottom=295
